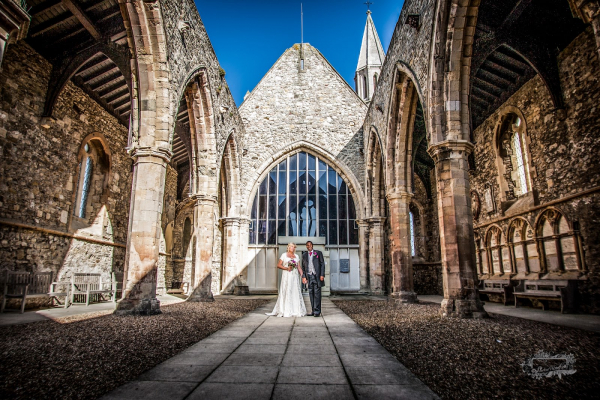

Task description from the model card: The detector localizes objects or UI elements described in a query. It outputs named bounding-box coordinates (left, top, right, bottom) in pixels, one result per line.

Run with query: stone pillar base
left=233, top=286, right=249, bottom=296
left=187, top=292, right=215, bottom=302
left=440, top=297, right=487, bottom=318
left=389, top=291, right=417, bottom=304
left=370, top=289, right=385, bottom=296
left=114, top=298, right=161, bottom=316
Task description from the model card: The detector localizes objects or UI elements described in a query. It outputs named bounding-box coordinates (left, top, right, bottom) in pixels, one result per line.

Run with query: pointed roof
left=356, top=11, right=385, bottom=71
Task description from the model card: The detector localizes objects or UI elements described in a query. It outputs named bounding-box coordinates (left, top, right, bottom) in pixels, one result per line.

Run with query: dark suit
left=302, top=250, right=325, bottom=315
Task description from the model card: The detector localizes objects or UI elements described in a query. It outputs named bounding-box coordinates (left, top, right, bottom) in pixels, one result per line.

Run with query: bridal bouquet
left=287, top=259, right=298, bottom=271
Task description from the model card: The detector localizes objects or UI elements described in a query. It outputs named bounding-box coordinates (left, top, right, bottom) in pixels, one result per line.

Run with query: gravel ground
left=333, top=300, right=600, bottom=400
left=0, top=298, right=268, bottom=399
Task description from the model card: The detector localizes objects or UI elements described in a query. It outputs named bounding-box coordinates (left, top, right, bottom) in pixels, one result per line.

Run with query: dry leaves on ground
left=333, top=300, right=600, bottom=400
left=0, top=299, right=268, bottom=399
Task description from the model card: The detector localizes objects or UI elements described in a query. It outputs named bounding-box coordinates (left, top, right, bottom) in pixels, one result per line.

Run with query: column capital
left=366, top=216, right=386, bottom=225
left=219, top=216, right=252, bottom=227
left=355, top=219, right=371, bottom=227
left=128, top=146, right=173, bottom=164
left=386, top=190, right=413, bottom=202
left=427, top=140, right=474, bottom=162
left=190, top=194, right=218, bottom=205
left=569, top=0, right=600, bottom=23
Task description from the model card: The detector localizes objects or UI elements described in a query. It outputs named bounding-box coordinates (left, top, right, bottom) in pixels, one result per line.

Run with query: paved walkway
left=101, top=297, right=438, bottom=400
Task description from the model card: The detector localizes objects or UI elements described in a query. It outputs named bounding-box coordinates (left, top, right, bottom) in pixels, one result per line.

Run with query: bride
left=266, top=242, right=307, bottom=317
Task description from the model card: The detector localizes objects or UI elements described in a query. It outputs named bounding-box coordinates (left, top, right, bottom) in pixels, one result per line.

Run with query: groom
left=302, top=241, right=325, bottom=317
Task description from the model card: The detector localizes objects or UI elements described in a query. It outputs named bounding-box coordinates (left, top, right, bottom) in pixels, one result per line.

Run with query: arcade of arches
left=1, top=0, right=600, bottom=317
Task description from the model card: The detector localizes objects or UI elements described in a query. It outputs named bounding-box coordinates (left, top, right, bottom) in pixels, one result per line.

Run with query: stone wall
left=470, top=28, right=600, bottom=314
left=413, top=262, right=443, bottom=295
left=239, top=43, right=368, bottom=214
left=0, top=42, right=132, bottom=301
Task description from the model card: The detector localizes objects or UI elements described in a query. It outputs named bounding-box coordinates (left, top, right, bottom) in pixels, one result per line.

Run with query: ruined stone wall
left=362, top=0, right=436, bottom=159
left=160, top=0, right=245, bottom=158
left=239, top=44, right=368, bottom=214
left=0, top=43, right=131, bottom=294
left=470, top=28, right=600, bottom=313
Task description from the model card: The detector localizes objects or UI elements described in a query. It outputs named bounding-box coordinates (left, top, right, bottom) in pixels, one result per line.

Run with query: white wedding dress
left=267, top=253, right=307, bottom=317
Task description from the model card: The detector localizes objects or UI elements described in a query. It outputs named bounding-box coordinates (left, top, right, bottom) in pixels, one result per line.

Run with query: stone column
left=367, top=217, right=386, bottom=295
left=187, top=195, right=217, bottom=302
left=115, top=147, right=171, bottom=315
left=570, top=0, right=600, bottom=60
left=428, top=140, right=486, bottom=318
left=357, top=220, right=370, bottom=292
left=221, top=217, right=249, bottom=295
left=387, top=191, right=417, bottom=303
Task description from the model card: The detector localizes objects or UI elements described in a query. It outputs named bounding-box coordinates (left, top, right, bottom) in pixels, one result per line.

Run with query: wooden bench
left=167, top=281, right=189, bottom=294
left=513, top=280, right=577, bottom=314
left=479, top=280, right=515, bottom=306
left=48, top=279, right=71, bottom=308
left=1, top=271, right=53, bottom=313
left=70, top=273, right=116, bottom=306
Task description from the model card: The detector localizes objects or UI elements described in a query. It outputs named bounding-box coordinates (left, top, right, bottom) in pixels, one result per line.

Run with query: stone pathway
left=101, top=297, right=438, bottom=400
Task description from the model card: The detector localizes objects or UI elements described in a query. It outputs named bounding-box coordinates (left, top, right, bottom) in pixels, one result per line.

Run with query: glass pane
left=307, top=195, right=317, bottom=220
left=289, top=195, right=298, bottom=220
left=259, top=178, right=267, bottom=195
left=259, top=196, right=267, bottom=219
left=348, top=195, right=356, bottom=219
left=269, top=171, right=277, bottom=194
left=318, top=170, right=327, bottom=194
left=251, top=194, right=258, bottom=219
left=338, top=178, right=347, bottom=195
left=319, top=194, right=327, bottom=220
left=349, top=220, right=358, bottom=244
left=279, top=160, right=286, bottom=171
left=268, top=221, right=277, bottom=244
left=258, top=220, right=267, bottom=244
left=338, top=195, right=347, bottom=219
left=298, top=195, right=306, bottom=235
left=328, top=195, right=337, bottom=219
left=319, top=220, right=327, bottom=238
left=308, top=154, right=316, bottom=170
left=299, top=171, right=307, bottom=194
left=299, top=152, right=307, bottom=171
left=308, top=170, right=316, bottom=194
left=318, top=158, right=326, bottom=172
left=289, top=171, right=297, bottom=195
left=278, top=220, right=286, bottom=238
left=268, top=195, right=277, bottom=220
left=329, top=220, right=338, bottom=245
left=289, top=154, right=297, bottom=171
left=278, top=195, right=286, bottom=219
left=278, top=172, right=286, bottom=194
left=249, top=221, right=256, bottom=244
left=339, top=220, right=348, bottom=245
left=288, top=217, right=298, bottom=236
left=308, top=217, right=317, bottom=236
left=328, top=169, right=337, bottom=194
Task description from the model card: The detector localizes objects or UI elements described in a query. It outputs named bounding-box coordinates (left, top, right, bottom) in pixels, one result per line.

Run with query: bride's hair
left=287, top=243, right=296, bottom=252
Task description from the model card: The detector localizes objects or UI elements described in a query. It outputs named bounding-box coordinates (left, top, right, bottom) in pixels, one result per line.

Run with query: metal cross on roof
left=364, top=1, right=373, bottom=10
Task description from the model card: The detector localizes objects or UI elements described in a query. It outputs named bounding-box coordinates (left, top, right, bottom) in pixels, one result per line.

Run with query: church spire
left=355, top=8, right=385, bottom=102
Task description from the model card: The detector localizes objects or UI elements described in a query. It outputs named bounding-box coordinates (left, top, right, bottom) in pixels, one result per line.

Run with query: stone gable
left=239, top=44, right=368, bottom=213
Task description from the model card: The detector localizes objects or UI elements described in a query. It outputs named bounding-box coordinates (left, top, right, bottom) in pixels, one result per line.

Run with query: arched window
left=373, top=73, right=378, bottom=89
left=249, top=151, right=358, bottom=245
left=73, top=135, right=110, bottom=221
left=409, top=211, right=415, bottom=257
left=497, top=113, right=532, bottom=199
left=537, top=209, right=583, bottom=273
left=362, top=75, right=368, bottom=99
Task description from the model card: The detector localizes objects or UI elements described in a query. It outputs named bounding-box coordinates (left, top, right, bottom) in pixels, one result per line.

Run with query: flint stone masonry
left=470, top=28, right=600, bottom=314
left=0, top=42, right=131, bottom=303
left=239, top=44, right=368, bottom=212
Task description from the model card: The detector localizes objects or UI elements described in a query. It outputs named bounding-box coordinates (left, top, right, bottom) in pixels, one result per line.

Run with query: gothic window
left=537, top=209, right=582, bottom=273
left=362, top=75, right=368, bottom=99
left=249, top=151, right=358, bottom=246
left=409, top=211, right=415, bottom=257
left=373, top=73, right=378, bottom=89
left=508, top=218, right=539, bottom=275
left=485, top=226, right=510, bottom=275
left=497, top=113, right=532, bottom=199
left=73, top=135, right=110, bottom=222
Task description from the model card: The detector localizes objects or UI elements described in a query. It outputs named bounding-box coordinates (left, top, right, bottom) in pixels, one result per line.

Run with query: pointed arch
left=507, top=217, right=539, bottom=276
left=366, top=127, right=385, bottom=218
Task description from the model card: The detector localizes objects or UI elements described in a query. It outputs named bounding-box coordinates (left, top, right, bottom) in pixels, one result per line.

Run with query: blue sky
left=194, top=0, right=404, bottom=106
